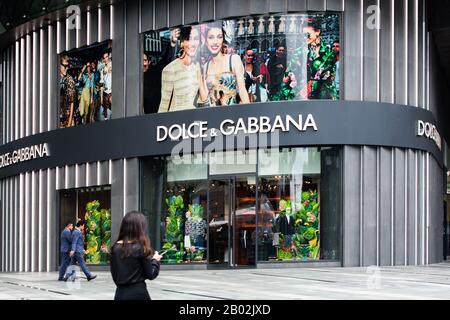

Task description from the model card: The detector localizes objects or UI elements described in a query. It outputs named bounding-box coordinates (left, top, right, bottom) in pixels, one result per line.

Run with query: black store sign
left=0, top=101, right=443, bottom=179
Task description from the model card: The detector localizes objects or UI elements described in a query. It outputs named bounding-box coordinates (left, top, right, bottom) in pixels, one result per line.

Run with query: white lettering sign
left=0, top=143, right=50, bottom=169
left=157, top=114, right=318, bottom=142
left=417, top=120, right=441, bottom=151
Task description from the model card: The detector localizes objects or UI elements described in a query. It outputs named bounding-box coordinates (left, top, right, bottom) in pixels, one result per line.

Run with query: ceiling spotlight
left=42, top=7, right=46, bottom=11
left=23, top=15, right=27, bottom=18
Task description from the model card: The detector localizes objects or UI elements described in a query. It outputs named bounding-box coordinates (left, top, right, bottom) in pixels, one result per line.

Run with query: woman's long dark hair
left=112, top=211, right=154, bottom=258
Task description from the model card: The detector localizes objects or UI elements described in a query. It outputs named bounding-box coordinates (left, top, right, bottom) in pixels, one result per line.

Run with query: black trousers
left=114, top=282, right=151, bottom=300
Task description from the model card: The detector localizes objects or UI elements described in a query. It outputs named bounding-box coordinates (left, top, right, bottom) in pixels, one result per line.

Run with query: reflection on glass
left=257, top=147, right=341, bottom=262
left=208, top=179, right=231, bottom=265
left=141, top=155, right=208, bottom=264
left=143, top=13, right=340, bottom=114
left=234, top=176, right=256, bottom=266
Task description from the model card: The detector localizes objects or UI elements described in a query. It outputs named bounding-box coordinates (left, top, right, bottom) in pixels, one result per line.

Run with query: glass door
left=208, top=176, right=256, bottom=267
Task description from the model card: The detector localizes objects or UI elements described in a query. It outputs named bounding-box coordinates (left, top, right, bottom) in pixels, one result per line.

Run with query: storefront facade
left=0, top=0, right=447, bottom=272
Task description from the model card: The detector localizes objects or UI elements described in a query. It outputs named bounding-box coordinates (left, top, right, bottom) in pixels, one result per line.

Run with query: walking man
left=66, top=220, right=97, bottom=281
left=58, top=221, right=74, bottom=281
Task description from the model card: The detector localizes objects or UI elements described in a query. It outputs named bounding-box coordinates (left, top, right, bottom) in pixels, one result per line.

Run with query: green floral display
left=276, top=190, right=320, bottom=261
left=162, top=195, right=185, bottom=264
left=84, top=200, right=111, bottom=264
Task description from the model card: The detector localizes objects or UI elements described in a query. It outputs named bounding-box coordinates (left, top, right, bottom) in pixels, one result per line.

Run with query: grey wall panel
left=268, top=0, right=287, bottom=13
left=406, top=149, right=417, bottom=265
left=19, top=38, right=25, bottom=139
left=379, top=147, right=392, bottom=266
left=307, top=0, right=326, bottom=11
left=86, top=162, right=98, bottom=187
left=88, top=8, right=99, bottom=45
left=417, top=0, right=425, bottom=108
left=100, top=5, right=111, bottom=42
left=78, top=10, right=88, bottom=48
left=184, top=0, right=199, bottom=25
left=199, top=0, right=215, bottom=22
left=216, top=0, right=250, bottom=20
left=363, top=0, right=378, bottom=102
left=66, top=19, right=76, bottom=51
left=417, top=151, right=425, bottom=264
left=26, top=35, right=32, bottom=138
left=394, top=0, right=406, bottom=105
left=111, top=159, right=124, bottom=243
left=25, top=172, right=32, bottom=271
left=288, top=0, right=307, bottom=12
left=112, top=2, right=125, bottom=119
left=126, top=0, right=141, bottom=117
left=56, top=167, right=65, bottom=190
left=155, top=0, right=168, bottom=29
left=98, top=161, right=110, bottom=186
left=40, top=28, right=48, bottom=133
left=76, top=164, right=86, bottom=188
left=10, top=178, right=14, bottom=271
left=327, top=0, right=344, bottom=11
left=394, top=148, right=406, bottom=265
left=125, top=158, right=140, bottom=213
left=58, top=20, right=66, bottom=54
left=32, top=31, right=40, bottom=135
left=66, top=165, right=75, bottom=189
left=169, top=0, right=183, bottom=27
left=47, top=168, right=56, bottom=271
left=4, top=180, right=8, bottom=270
left=362, top=146, right=377, bottom=266
left=19, top=173, right=24, bottom=271
left=343, top=0, right=362, bottom=100
left=407, top=0, right=417, bottom=107
left=379, top=0, right=394, bottom=103
left=251, top=0, right=269, bottom=14
left=2, top=181, right=6, bottom=271
left=0, top=182, right=3, bottom=270
left=14, top=40, right=19, bottom=141
left=39, top=169, right=47, bottom=271
left=140, top=0, right=154, bottom=33
left=343, top=146, right=361, bottom=266
left=429, top=156, right=443, bottom=263
left=31, top=172, right=41, bottom=272
left=48, top=25, right=57, bottom=132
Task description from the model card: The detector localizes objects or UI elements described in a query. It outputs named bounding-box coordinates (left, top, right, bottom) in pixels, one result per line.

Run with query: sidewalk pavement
left=0, top=262, right=449, bottom=300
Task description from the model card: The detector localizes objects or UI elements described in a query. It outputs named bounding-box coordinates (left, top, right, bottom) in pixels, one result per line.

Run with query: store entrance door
left=208, top=175, right=256, bottom=268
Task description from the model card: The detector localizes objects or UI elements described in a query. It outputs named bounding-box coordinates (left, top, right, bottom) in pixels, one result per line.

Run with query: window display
left=141, top=154, right=208, bottom=264
left=59, top=186, right=111, bottom=265
left=141, top=148, right=341, bottom=265
left=257, top=147, right=340, bottom=262
left=142, top=13, right=340, bottom=114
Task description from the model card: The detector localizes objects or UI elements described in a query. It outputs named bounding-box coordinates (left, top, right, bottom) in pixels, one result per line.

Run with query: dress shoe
left=87, top=275, right=97, bottom=281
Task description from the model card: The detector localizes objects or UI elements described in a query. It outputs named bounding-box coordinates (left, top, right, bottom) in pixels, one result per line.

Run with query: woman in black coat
left=110, top=211, right=162, bottom=300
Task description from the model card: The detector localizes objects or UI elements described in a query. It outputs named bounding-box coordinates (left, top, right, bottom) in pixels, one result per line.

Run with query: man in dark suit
left=65, top=220, right=97, bottom=281
left=58, top=221, right=73, bottom=281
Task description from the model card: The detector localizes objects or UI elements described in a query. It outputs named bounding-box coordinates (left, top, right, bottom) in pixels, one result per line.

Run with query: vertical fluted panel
left=25, top=34, right=32, bottom=137
left=25, top=172, right=31, bottom=271
left=39, top=169, right=47, bottom=271
left=13, top=177, right=17, bottom=271
left=48, top=25, right=57, bottom=132
left=40, top=27, right=48, bottom=133
left=31, top=171, right=39, bottom=271
left=47, top=168, right=55, bottom=271
left=14, top=41, right=19, bottom=140
left=32, top=31, right=40, bottom=135
left=19, top=38, right=25, bottom=139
